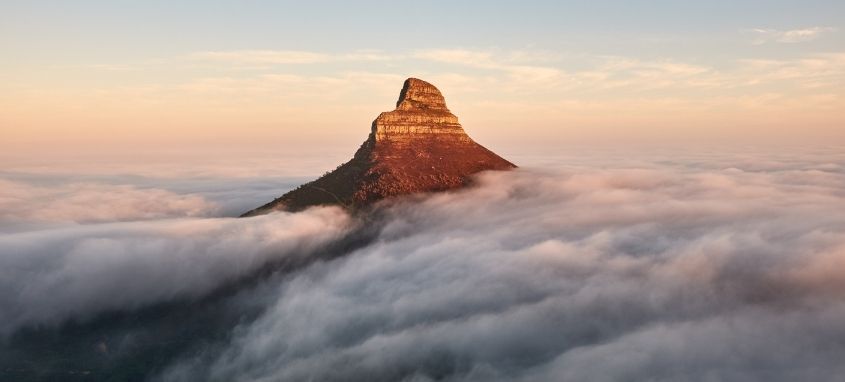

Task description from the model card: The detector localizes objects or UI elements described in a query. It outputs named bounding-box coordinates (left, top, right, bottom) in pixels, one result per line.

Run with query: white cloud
left=190, top=50, right=332, bottom=64
left=2, top=151, right=845, bottom=379
left=189, top=50, right=398, bottom=65
left=153, top=153, right=845, bottom=381
left=745, top=27, right=837, bottom=44
left=0, top=206, right=352, bottom=336
left=413, top=49, right=564, bottom=84
left=0, top=178, right=216, bottom=226
left=736, top=53, right=845, bottom=89
left=84, top=47, right=845, bottom=101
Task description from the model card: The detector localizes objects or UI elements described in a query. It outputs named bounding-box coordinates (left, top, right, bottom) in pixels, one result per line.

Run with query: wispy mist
left=0, top=208, right=351, bottom=336
left=155, top=162, right=845, bottom=381
left=1, top=151, right=844, bottom=381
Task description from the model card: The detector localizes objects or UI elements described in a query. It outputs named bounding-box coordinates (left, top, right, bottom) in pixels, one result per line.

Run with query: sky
left=2, top=0, right=844, bottom=164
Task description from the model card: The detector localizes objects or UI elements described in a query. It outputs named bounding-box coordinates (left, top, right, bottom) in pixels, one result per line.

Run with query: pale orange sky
left=2, top=2, right=844, bottom=162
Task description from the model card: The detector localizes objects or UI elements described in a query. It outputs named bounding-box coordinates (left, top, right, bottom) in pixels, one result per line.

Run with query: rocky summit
left=241, top=78, right=516, bottom=216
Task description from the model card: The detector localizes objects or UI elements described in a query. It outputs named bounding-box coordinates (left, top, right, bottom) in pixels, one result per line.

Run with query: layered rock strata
left=242, top=78, right=516, bottom=216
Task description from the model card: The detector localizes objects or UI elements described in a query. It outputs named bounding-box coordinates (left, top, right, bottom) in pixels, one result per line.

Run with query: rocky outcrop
left=241, top=78, right=516, bottom=216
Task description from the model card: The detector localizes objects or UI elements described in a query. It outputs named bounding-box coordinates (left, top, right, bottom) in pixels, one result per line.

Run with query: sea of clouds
left=1, top=148, right=844, bottom=381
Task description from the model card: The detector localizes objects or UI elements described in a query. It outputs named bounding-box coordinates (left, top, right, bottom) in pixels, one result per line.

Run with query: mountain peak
left=396, top=78, right=449, bottom=111
left=241, top=78, right=516, bottom=216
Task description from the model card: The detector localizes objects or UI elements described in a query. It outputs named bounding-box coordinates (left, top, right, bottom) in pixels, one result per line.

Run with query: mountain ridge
left=241, top=78, right=516, bottom=216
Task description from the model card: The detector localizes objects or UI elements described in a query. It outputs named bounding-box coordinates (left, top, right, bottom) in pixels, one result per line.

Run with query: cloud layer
left=1, top=152, right=844, bottom=381
left=746, top=26, right=837, bottom=44
left=0, top=207, right=351, bottom=336
left=160, top=158, right=845, bottom=381
left=0, top=178, right=215, bottom=226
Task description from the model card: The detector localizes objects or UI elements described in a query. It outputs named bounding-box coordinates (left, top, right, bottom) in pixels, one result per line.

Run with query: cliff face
left=241, top=78, right=516, bottom=216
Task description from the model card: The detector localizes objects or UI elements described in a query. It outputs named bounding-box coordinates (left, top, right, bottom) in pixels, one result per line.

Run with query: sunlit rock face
left=242, top=78, right=516, bottom=216
left=373, top=78, right=465, bottom=141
